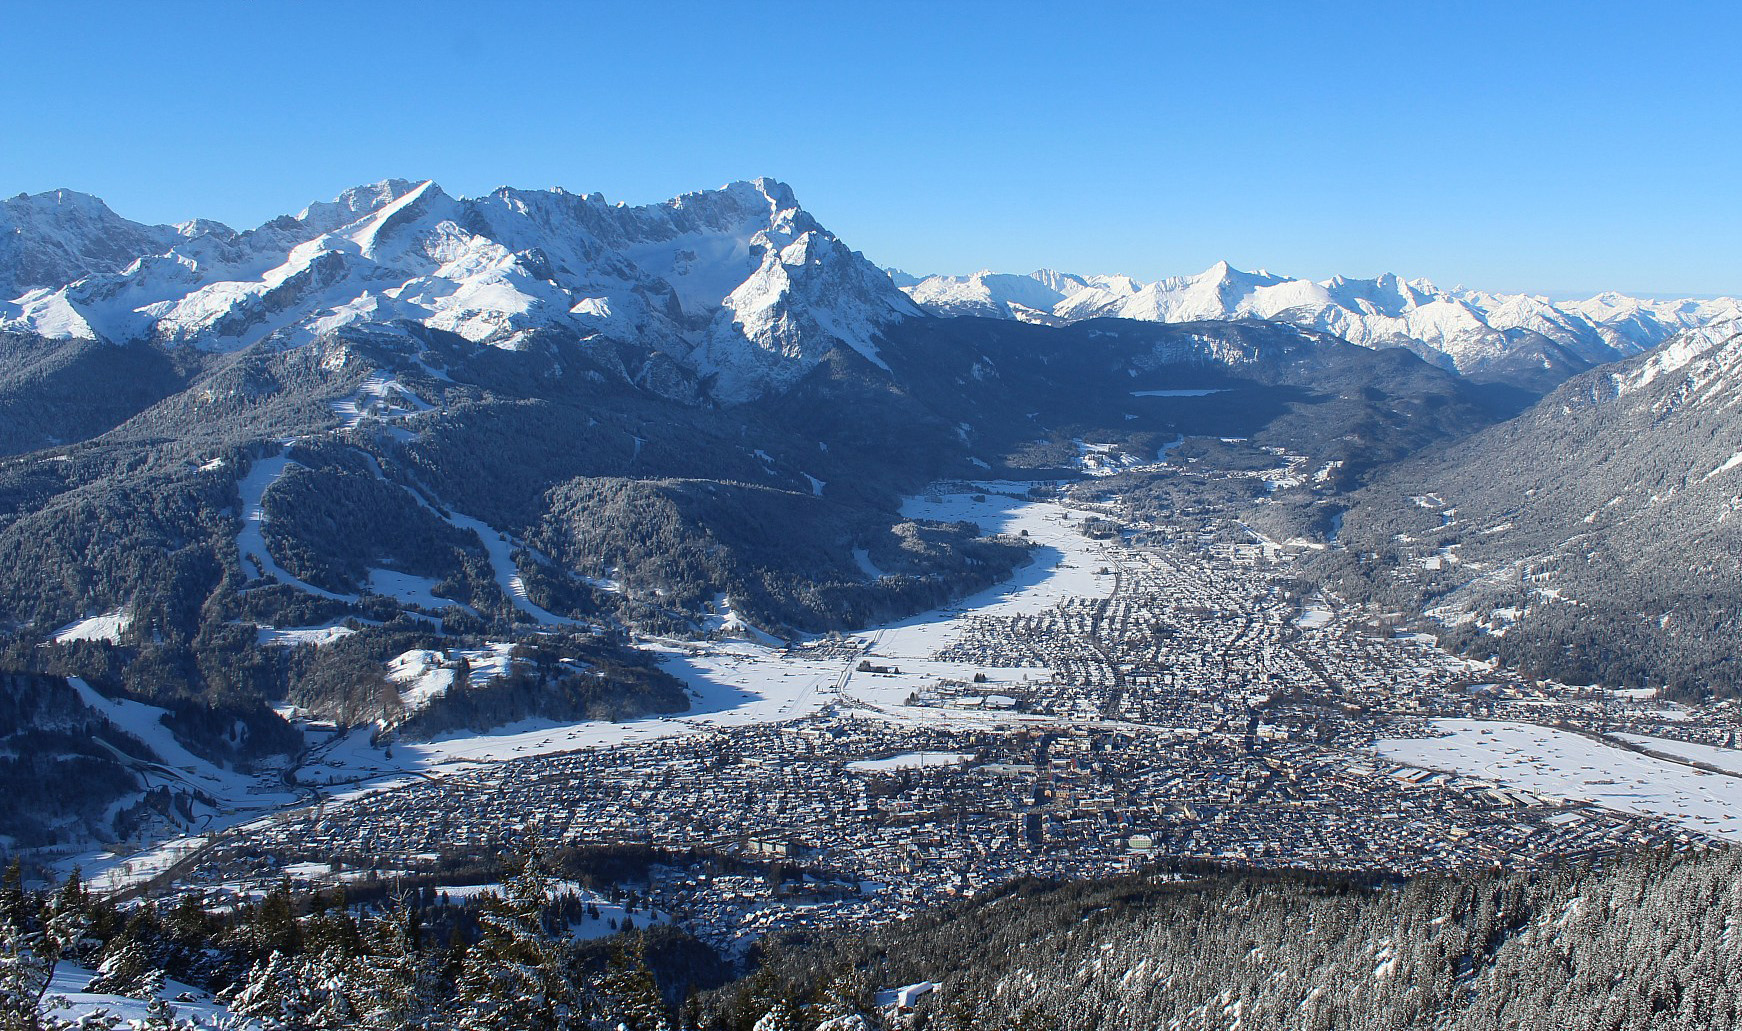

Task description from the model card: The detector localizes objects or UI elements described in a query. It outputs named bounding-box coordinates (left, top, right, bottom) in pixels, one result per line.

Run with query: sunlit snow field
left=1377, top=719, right=1742, bottom=841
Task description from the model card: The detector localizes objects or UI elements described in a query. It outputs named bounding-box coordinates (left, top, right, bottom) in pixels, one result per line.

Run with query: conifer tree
left=354, top=898, right=442, bottom=1031
left=596, top=945, right=668, bottom=1031
left=452, top=850, right=584, bottom=1031
left=1, top=912, right=56, bottom=1031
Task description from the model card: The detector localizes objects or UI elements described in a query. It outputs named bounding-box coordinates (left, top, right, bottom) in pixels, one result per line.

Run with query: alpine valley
left=5, top=177, right=1742, bottom=1031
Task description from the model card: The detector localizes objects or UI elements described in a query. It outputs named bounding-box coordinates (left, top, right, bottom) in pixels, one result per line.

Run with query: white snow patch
left=257, top=623, right=356, bottom=647
left=853, top=548, right=886, bottom=580
left=1377, top=719, right=1742, bottom=841
left=1614, top=734, right=1742, bottom=776
left=388, top=649, right=459, bottom=712
left=367, top=568, right=460, bottom=611
left=846, top=752, right=975, bottom=772
left=1073, top=439, right=1143, bottom=477
left=62, top=678, right=295, bottom=832
left=43, top=963, right=232, bottom=1027
left=331, top=371, right=430, bottom=429
left=53, top=607, right=131, bottom=644
left=1705, top=452, right=1742, bottom=481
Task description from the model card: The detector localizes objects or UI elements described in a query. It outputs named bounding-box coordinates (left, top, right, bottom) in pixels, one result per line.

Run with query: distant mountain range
left=893, top=265, right=1740, bottom=385
left=10, top=182, right=1739, bottom=405
left=1, top=179, right=918, bottom=403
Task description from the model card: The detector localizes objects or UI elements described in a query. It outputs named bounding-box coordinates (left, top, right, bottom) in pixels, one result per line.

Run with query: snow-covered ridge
left=1, top=178, right=919, bottom=401
left=1612, top=315, right=1742, bottom=397
left=896, top=263, right=1742, bottom=374
left=0, top=189, right=200, bottom=303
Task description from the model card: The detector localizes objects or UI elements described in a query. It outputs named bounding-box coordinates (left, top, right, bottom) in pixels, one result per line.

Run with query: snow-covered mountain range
left=1, top=179, right=919, bottom=401
left=7, top=177, right=1736, bottom=400
left=894, top=264, right=1741, bottom=377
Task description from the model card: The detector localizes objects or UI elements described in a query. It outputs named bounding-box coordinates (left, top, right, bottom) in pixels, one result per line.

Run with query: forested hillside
left=1321, top=318, right=1742, bottom=695
left=725, top=848, right=1742, bottom=1031
left=8, top=847, right=1739, bottom=1030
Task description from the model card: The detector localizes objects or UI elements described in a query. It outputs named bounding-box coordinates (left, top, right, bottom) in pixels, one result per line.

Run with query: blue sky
left=4, top=1, right=1737, bottom=297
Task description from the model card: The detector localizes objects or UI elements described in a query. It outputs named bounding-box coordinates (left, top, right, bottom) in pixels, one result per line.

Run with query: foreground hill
left=12, top=842, right=1738, bottom=1031
left=1321, top=317, right=1742, bottom=694
left=722, top=849, right=1742, bottom=1031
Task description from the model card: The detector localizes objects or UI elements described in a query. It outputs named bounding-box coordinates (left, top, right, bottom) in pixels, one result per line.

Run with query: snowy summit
left=895, top=263, right=1742, bottom=376
left=0, top=178, right=920, bottom=401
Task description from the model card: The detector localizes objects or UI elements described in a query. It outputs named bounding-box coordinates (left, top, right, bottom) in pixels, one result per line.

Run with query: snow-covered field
left=840, top=490, right=1114, bottom=723
left=78, top=836, right=209, bottom=895
left=846, top=752, right=976, bottom=772
left=66, top=677, right=294, bottom=808
left=1377, top=719, right=1742, bottom=841
left=1072, top=439, right=1144, bottom=477
left=42, top=963, right=232, bottom=1027
left=62, top=676, right=309, bottom=892
left=257, top=623, right=357, bottom=647
left=301, top=489, right=1113, bottom=776
left=53, top=606, right=131, bottom=644
left=1614, top=733, right=1742, bottom=777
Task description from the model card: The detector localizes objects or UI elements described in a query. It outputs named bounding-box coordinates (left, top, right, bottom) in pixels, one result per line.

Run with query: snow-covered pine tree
left=44, top=873, right=98, bottom=971
left=750, top=997, right=802, bottom=1031
left=0, top=865, right=26, bottom=928
left=595, top=946, right=668, bottom=1031
left=128, top=996, right=181, bottom=1031
left=2, top=911, right=58, bottom=1031
left=221, top=951, right=309, bottom=1031
left=451, top=851, right=585, bottom=1031
left=352, top=898, right=443, bottom=1030
left=84, top=929, right=159, bottom=998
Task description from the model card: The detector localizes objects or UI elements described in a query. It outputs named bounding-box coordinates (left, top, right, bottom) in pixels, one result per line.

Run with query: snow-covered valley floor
left=83, top=483, right=1742, bottom=895
left=309, top=488, right=1115, bottom=770
left=1377, top=719, right=1742, bottom=841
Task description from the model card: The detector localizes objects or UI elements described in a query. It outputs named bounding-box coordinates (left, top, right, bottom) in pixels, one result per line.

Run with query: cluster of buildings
left=140, top=479, right=1737, bottom=950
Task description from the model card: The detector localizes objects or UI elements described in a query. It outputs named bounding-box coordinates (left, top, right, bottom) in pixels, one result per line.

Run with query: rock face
left=0, top=189, right=187, bottom=302
left=1, top=178, right=920, bottom=402
left=898, top=263, right=1741, bottom=381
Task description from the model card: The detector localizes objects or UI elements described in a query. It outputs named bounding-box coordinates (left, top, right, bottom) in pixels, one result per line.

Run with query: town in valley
left=88, top=456, right=1742, bottom=955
